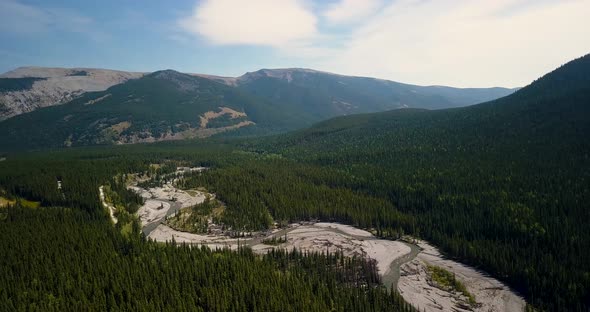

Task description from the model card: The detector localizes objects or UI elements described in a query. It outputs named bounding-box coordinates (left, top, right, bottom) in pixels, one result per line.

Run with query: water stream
left=381, top=241, right=421, bottom=290
left=141, top=200, right=182, bottom=237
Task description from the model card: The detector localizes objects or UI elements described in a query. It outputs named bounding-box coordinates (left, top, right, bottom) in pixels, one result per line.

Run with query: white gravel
left=148, top=224, right=240, bottom=248
left=137, top=200, right=171, bottom=226
left=314, top=222, right=374, bottom=238
left=132, top=184, right=205, bottom=209
left=398, top=240, right=526, bottom=312
left=150, top=222, right=411, bottom=279
left=99, top=186, right=118, bottom=224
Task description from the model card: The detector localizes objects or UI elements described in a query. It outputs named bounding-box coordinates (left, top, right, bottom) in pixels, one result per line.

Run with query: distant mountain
left=0, top=66, right=516, bottom=123
left=235, top=68, right=516, bottom=124
left=277, top=55, right=589, bottom=153
left=259, top=54, right=590, bottom=310
left=0, top=67, right=143, bottom=120
left=0, top=65, right=518, bottom=150
left=0, top=70, right=297, bottom=149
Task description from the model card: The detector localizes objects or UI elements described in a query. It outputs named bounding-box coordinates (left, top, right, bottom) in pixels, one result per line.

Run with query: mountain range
left=275, top=55, right=590, bottom=156
left=255, top=53, right=590, bottom=310
left=0, top=66, right=517, bottom=121
left=1, top=50, right=588, bottom=310
left=0, top=66, right=516, bottom=150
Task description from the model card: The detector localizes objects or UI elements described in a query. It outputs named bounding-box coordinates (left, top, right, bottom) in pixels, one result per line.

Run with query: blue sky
left=1, top=0, right=589, bottom=87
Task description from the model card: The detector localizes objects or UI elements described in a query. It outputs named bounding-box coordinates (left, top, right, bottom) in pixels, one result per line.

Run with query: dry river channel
left=120, top=175, right=526, bottom=312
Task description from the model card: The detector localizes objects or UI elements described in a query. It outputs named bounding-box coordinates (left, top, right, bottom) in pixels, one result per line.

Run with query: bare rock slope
left=0, top=67, right=143, bottom=120
left=0, top=66, right=517, bottom=123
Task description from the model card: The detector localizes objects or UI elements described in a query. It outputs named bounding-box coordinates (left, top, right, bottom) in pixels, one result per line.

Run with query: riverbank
left=398, top=240, right=525, bottom=312
left=127, top=168, right=526, bottom=312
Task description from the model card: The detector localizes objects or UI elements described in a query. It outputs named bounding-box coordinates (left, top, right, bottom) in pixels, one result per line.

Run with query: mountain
left=234, top=68, right=516, bottom=124
left=0, top=70, right=299, bottom=149
left=0, top=66, right=516, bottom=150
left=0, top=67, right=143, bottom=120
left=274, top=56, right=589, bottom=155
left=0, top=66, right=515, bottom=123
left=254, top=54, right=590, bottom=310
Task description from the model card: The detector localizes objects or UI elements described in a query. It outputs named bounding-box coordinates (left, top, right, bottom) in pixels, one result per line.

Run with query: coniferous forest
left=0, top=56, right=589, bottom=311
left=0, top=206, right=412, bottom=311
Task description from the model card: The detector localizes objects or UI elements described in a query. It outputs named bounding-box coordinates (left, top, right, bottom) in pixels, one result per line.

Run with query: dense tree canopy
left=0, top=206, right=412, bottom=311
left=0, top=55, right=588, bottom=311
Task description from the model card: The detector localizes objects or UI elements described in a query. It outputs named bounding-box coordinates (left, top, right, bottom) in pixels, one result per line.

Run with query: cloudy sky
left=1, top=0, right=589, bottom=87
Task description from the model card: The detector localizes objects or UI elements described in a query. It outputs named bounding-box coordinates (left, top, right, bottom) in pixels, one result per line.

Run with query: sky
left=0, top=0, right=589, bottom=88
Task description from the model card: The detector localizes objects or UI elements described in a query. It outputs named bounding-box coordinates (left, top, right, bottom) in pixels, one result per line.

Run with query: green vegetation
left=0, top=194, right=40, bottom=209
left=0, top=55, right=587, bottom=310
left=246, top=54, right=589, bottom=310
left=0, top=69, right=515, bottom=151
left=179, top=55, right=589, bottom=310
left=0, top=77, right=46, bottom=92
left=16, top=197, right=41, bottom=208
left=427, top=265, right=476, bottom=306
left=0, top=70, right=297, bottom=150
left=101, top=176, right=143, bottom=237
left=0, top=147, right=414, bottom=311
left=0, top=206, right=413, bottom=311
left=167, top=196, right=225, bottom=234
left=178, top=159, right=406, bottom=233
left=0, top=196, right=15, bottom=207
left=262, top=234, right=288, bottom=246
left=102, top=177, right=142, bottom=215
left=238, top=69, right=515, bottom=122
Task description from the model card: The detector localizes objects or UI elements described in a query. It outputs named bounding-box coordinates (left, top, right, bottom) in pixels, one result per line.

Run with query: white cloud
left=179, top=0, right=318, bottom=46
left=321, top=0, right=590, bottom=87
left=176, top=0, right=590, bottom=87
left=323, top=0, right=383, bottom=24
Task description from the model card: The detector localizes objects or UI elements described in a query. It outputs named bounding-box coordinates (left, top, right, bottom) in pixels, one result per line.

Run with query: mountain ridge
left=0, top=67, right=144, bottom=120
left=0, top=69, right=277, bottom=149
left=0, top=66, right=517, bottom=121
left=253, top=53, right=590, bottom=311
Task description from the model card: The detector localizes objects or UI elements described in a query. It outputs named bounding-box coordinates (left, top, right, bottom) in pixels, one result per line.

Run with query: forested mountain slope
left=0, top=66, right=515, bottom=132
left=0, top=52, right=585, bottom=310
left=0, top=67, right=516, bottom=151
left=250, top=54, right=590, bottom=310
left=0, top=70, right=299, bottom=150
left=235, top=68, right=515, bottom=124
left=274, top=54, right=590, bottom=162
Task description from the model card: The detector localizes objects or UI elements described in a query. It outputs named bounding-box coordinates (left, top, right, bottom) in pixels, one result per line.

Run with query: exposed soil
left=398, top=240, right=526, bottom=312
left=199, top=106, right=247, bottom=129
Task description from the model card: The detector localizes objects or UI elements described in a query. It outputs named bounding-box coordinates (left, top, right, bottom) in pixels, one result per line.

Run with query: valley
left=107, top=165, right=526, bottom=312
left=0, top=67, right=517, bottom=151
left=2, top=1, right=588, bottom=311
left=0, top=39, right=588, bottom=312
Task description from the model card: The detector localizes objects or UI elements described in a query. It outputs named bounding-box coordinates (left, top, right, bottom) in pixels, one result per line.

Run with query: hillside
left=246, top=54, right=589, bottom=310
left=235, top=68, right=516, bottom=124
left=0, top=55, right=587, bottom=310
left=0, top=67, right=143, bottom=120
left=0, top=70, right=295, bottom=149
left=0, top=66, right=515, bottom=124
left=0, top=66, right=517, bottom=150
left=275, top=55, right=590, bottom=155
